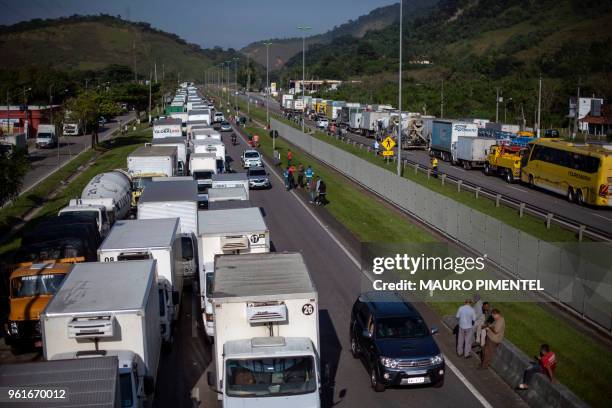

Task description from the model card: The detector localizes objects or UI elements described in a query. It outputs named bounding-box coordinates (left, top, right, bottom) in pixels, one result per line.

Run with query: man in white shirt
left=456, top=299, right=476, bottom=358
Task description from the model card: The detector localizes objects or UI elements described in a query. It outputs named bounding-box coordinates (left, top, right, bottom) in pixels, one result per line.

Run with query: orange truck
left=4, top=262, right=74, bottom=350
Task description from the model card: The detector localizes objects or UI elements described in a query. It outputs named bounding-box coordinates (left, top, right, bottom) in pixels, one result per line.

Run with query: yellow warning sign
left=382, top=136, right=396, bottom=151
left=382, top=150, right=394, bottom=156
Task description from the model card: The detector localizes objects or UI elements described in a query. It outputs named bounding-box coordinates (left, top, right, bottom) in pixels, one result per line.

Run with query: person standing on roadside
left=431, top=156, right=439, bottom=178
left=288, top=164, right=296, bottom=190
left=287, top=149, right=293, bottom=166
left=283, top=167, right=290, bottom=191
left=480, top=309, right=505, bottom=369
left=456, top=299, right=476, bottom=358
left=297, top=163, right=305, bottom=188
left=316, top=179, right=327, bottom=205
left=308, top=176, right=317, bottom=203
left=305, top=165, right=314, bottom=185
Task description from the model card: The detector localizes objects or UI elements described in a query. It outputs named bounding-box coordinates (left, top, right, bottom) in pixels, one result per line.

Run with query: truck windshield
left=244, top=152, right=259, bottom=159
left=119, top=373, right=134, bottom=408
left=37, top=132, right=53, bottom=139
left=226, top=357, right=316, bottom=397
left=376, top=317, right=429, bottom=339
left=193, top=171, right=213, bottom=180
left=10, top=273, right=65, bottom=297
left=60, top=210, right=100, bottom=225
left=17, top=240, right=84, bottom=262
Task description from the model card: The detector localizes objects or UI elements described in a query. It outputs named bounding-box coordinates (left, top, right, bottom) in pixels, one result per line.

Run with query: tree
left=65, top=90, right=120, bottom=148
left=0, top=149, right=29, bottom=206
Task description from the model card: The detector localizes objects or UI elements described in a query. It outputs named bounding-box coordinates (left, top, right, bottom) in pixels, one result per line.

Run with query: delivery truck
left=35, top=124, right=57, bottom=148
left=208, top=252, right=322, bottom=407
left=360, top=111, right=391, bottom=137
left=128, top=146, right=178, bottom=206
left=153, top=117, right=182, bottom=138
left=193, top=128, right=222, bottom=141
left=137, top=180, right=199, bottom=280
left=151, top=137, right=188, bottom=175
left=212, top=173, right=249, bottom=199
left=41, top=260, right=160, bottom=408
left=453, top=136, right=498, bottom=169
left=430, top=120, right=478, bottom=162
left=190, top=153, right=218, bottom=193
left=193, top=139, right=225, bottom=173
left=0, top=357, right=121, bottom=408
left=98, top=218, right=183, bottom=323
left=207, top=186, right=248, bottom=204
left=188, top=109, right=211, bottom=125
left=197, top=207, right=269, bottom=338
left=59, top=203, right=110, bottom=238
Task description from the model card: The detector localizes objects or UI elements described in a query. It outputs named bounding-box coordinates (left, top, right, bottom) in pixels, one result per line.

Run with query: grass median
left=237, top=105, right=610, bottom=408
left=0, top=125, right=151, bottom=258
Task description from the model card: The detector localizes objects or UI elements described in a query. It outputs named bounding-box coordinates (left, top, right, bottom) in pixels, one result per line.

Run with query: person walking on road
left=517, top=344, right=557, bottom=390
left=456, top=299, right=476, bottom=358
left=480, top=309, right=505, bottom=369
left=283, top=167, right=290, bottom=191
left=287, top=149, right=293, bottom=166
left=297, top=163, right=305, bottom=188
left=308, top=177, right=317, bottom=203
left=431, top=156, right=439, bottom=178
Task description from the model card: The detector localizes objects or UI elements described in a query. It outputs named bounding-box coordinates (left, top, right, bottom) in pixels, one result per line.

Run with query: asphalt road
left=242, top=92, right=612, bottom=236
left=153, top=123, right=526, bottom=408
left=20, top=112, right=136, bottom=194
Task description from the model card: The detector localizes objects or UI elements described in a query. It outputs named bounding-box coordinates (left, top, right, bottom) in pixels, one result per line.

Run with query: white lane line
left=250, top=128, right=493, bottom=408
left=507, top=186, right=528, bottom=193
left=454, top=167, right=466, bottom=172
left=591, top=212, right=612, bottom=222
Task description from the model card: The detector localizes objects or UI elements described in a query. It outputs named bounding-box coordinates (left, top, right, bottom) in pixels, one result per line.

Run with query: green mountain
left=241, top=0, right=437, bottom=69
left=281, top=0, right=612, bottom=126
left=0, top=15, right=240, bottom=79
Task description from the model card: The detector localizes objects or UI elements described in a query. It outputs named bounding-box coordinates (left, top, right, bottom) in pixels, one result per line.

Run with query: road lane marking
left=591, top=212, right=612, bottom=222
left=508, top=186, right=529, bottom=193
left=234, top=123, right=494, bottom=408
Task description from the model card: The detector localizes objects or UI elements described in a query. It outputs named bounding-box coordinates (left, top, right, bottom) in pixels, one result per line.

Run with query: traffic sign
left=382, top=136, right=396, bottom=151
left=382, top=150, right=394, bottom=156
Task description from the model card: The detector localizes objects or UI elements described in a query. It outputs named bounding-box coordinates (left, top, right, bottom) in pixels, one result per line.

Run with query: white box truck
left=151, top=137, right=188, bottom=175
left=153, top=117, right=182, bottom=138
left=282, top=94, right=294, bottom=109
left=137, top=180, right=199, bottom=280
left=208, top=252, right=322, bottom=407
left=98, top=218, right=183, bottom=324
left=193, top=128, right=222, bottom=141
left=190, top=153, right=218, bottom=193
left=197, top=207, right=269, bottom=337
left=188, top=109, right=211, bottom=125
left=207, top=186, right=248, bottom=204
left=453, top=136, right=498, bottom=169
left=41, top=260, right=161, bottom=408
left=128, top=146, right=177, bottom=179
left=193, top=139, right=225, bottom=173
left=212, top=173, right=249, bottom=199
left=35, top=124, right=57, bottom=148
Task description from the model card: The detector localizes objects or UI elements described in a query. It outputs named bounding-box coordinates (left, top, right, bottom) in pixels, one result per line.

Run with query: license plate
left=402, top=377, right=426, bottom=385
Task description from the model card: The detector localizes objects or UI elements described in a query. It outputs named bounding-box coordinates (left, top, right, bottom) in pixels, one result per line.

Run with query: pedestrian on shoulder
left=297, top=163, right=305, bottom=188
left=518, top=344, right=557, bottom=390
left=316, top=179, right=327, bottom=206
left=305, top=165, right=314, bottom=184
left=308, top=177, right=317, bottom=203
left=288, top=165, right=296, bottom=190
left=480, top=309, right=505, bottom=369
left=456, top=299, right=476, bottom=358
left=287, top=149, right=293, bottom=166
left=283, top=167, right=290, bottom=191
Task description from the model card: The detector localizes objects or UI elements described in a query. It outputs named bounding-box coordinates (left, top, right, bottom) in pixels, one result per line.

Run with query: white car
left=241, top=150, right=262, bottom=168
left=316, top=118, right=329, bottom=129
left=214, top=112, right=225, bottom=123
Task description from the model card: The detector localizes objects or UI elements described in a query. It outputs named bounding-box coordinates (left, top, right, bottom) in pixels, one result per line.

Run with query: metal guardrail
left=278, top=114, right=612, bottom=243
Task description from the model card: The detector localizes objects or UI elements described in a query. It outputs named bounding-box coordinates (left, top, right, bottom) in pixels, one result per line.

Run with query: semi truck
left=128, top=146, right=178, bottom=206
left=208, top=252, right=322, bottom=407
left=153, top=117, right=182, bottom=138
left=430, top=120, right=478, bottom=162
left=453, top=136, right=498, bottom=170
left=197, top=207, right=269, bottom=338
left=193, top=127, right=222, bottom=141
left=151, top=137, right=188, bottom=176
left=41, top=260, right=160, bottom=408
left=212, top=173, right=249, bottom=199
left=0, top=357, right=121, bottom=408
left=360, top=111, right=391, bottom=137
left=137, top=180, right=199, bottom=280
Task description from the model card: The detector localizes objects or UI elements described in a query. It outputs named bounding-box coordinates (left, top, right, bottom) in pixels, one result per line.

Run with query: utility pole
left=148, top=71, right=152, bottom=124
left=154, top=61, right=158, bottom=84
left=234, top=58, right=239, bottom=111
left=226, top=61, right=230, bottom=108
left=133, top=41, right=137, bottom=82
left=397, top=0, right=403, bottom=176
left=162, top=63, right=165, bottom=81
left=247, top=54, right=251, bottom=115
left=263, top=42, right=272, bottom=130
left=6, top=90, right=9, bottom=134
left=495, top=87, right=501, bottom=123
left=298, top=26, right=311, bottom=133
left=536, top=74, right=542, bottom=138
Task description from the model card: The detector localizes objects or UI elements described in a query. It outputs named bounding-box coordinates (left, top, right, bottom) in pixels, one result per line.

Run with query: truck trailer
left=430, top=120, right=478, bottom=162
left=153, top=117, right=182, bottom=138
left=151, top=137, right=188, bottom=175
left=209, top=252, right=321, bottom=407
left=453, top=136, right=498, bottom=169
left=211, top=173, right=249, bottom=199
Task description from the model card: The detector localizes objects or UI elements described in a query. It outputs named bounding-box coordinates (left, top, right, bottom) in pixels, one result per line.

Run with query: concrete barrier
left=442, top=316, right=588, bottom=408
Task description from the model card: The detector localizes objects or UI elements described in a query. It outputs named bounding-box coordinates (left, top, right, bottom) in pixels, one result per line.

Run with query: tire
left=483, top=164, right=491, bottom=176
left=567, top=188, right=575, bottom=203
left=371, top=368, right=386, bottom=392
left=463, top=161, right=471, bottom=170
left=350, top=336, right=360, bottom=358
left=576, top=189, right=585, bottom=206
left=505, top=171, right=514, bottom=184
left=434, top=378, right=445, bottom=388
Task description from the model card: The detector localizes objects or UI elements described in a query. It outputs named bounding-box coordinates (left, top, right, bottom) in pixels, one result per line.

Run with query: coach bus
left=520, top=138, right=612, bottom=206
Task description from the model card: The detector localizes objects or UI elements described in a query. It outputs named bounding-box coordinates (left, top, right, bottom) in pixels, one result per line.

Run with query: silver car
left=220, top=121, right=232, bottom=132
left=247, top=166, right=270, bottom=189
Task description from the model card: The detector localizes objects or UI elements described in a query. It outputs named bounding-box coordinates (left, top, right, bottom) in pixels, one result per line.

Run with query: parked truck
left=193, top=127, right=222, bottom=141
left=207, top=186, right=249, bottom=204
left=190, top=153, right=218, bottom=194
left=151, top=137, right=188, bottom=175
left=128, top=146, right=178, bottom=206
left=41, top=260, right=160, bottom=408
left=453, top=136, right=498, bottom=169
left=59, top=203, right=110, bottom=238
left=360, top=111, right=391, bottom=137
left=197, top=207, right=269, bottom=338
left=208, top=252, right=322, bottom=406
left=212, top=173, right=249, bottom=199
left=137, top=179, right=199, bottom=280
left=484, top=144, right=527, bottom=183
left=193, top=139, right=225, bottom=173
left=153, top=117, right=182, bottom=139
left=0, top=357, right=121, bottom=408
left=430, top=120, right=478, bottom=162
left=35, top=124, right=57, bottom=148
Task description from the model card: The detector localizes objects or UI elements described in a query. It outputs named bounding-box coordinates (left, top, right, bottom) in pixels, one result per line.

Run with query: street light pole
left=226, top=61, right=230, bottom=108
left=247, top=54, right=251, bottom=115
left=263, top=42, right=273, bottom=149
left=397, top=0, right=403, bottom=176
left=298, top=26, right=311, bottom=133
left=536, top=74, right=542, bottom=138
left=234, top=57, right=239, bottom=112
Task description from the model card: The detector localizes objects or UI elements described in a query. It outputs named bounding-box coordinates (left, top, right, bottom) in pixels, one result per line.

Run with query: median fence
left=271, top=118, right=612, bottom=333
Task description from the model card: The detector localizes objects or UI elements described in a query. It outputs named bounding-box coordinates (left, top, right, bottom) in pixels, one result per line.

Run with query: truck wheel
left=434, top=377, right=445, bottom=388
left=483, top=164, right=491, bottom=176
left=463, top=161, right=471, bottom=170
left=371, top=368, right=385, bottom=392
left=567, top=188, right=575, bottom=203
left=505, top=171, right=514, bottom=183
left=350, top=336, right=360, bottom=358
left=576, top=189, right=585, bottom=206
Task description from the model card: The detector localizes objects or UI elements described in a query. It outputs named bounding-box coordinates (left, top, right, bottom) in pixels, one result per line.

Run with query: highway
left=153, top=124, right=527, bottom=407
left=19, top=112, right=136, bottom=195
left=242, top=92, right=612, bottom=236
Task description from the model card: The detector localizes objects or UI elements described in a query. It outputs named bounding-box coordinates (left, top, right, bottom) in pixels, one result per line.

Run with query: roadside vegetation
left=233, top=95, right=611, bottom=407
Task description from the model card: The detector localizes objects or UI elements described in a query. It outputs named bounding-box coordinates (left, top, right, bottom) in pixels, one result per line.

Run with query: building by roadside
left=0, top=105, right=60, bottom=139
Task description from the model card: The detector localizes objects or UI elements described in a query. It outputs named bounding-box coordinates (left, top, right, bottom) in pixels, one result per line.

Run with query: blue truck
left=430, top=119, right=478, bottom=162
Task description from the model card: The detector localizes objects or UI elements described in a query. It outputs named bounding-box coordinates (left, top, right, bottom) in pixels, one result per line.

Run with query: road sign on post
left=382, top=150, right=394, bottom=156
left=382, top=136, right=396, bottom=151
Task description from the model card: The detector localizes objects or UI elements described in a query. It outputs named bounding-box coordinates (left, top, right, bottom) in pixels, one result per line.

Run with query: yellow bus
left=520, top=138, right=612, bottom=206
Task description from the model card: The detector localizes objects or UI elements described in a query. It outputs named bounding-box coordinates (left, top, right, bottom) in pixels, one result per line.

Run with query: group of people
left=282, top=150, right=327, bottom=206
left=455, top=296, right=557, bottom=390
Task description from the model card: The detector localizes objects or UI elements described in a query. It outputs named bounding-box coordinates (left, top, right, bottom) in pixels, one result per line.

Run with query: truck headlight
left=430, top=354, right=444, bottom=365
left=9, top=321, right=18, bottom=335
left=379, top=357, right=399, bottom=369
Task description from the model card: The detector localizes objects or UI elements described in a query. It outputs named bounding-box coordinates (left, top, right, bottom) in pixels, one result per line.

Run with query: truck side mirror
left=172, top=290, right=180, bottom=305
left=207, top=372, right=215, bottom=387
left=144, top=375, right=155, bottom=395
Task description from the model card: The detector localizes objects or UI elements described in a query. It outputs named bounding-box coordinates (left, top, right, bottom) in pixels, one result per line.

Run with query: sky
left=0, top=0, right=398, bottom=49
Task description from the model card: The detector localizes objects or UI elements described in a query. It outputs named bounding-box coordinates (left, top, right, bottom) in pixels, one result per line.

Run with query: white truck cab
left=59, top=203, right=110, bottom=237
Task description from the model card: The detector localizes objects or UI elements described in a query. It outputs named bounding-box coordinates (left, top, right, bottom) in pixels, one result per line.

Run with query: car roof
left=359, top=291, right=419, bottom=318
left=244, top=149, right=259, bottom=154
left=248, top=166, right=266, bottom=172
